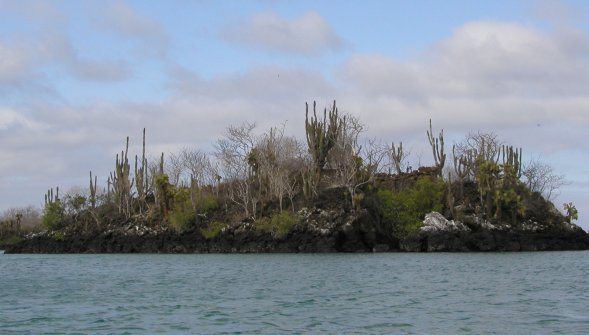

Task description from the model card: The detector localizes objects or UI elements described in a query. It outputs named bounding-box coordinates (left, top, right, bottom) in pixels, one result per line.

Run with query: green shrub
left=195, top=194, right=219, bottom=214
left=155, top=173, right=174, bottom=217
left=376, top=176, right=445, bottom=239
left=200, top=221, right=226, bottom=239
left=54, top=231, right=65, bottom=242
left=256, top=211, right=298, bottom=239
left=42, top=201, right=65, bottom=231
left=169, top=188, right=194, bottom=233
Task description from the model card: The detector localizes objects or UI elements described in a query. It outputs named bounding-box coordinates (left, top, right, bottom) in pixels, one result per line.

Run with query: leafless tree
left=328, top=114, right=383, bottom=207
left=165, top=151, right=185, bottom=186
left=453, top=131, right=503, bottom=180
left=256, top=125, right=305, bottom=211
left=179, top=148, right=210, bottom=186
left=522, top=157, right=568, bottom=201
left=455, top=131, right=502, bottom=161
left=215, top=122, right=258, bottom=218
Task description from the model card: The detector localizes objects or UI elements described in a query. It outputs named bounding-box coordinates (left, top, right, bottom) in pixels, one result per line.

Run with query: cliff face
left=4, top=209, right=589, bottom=253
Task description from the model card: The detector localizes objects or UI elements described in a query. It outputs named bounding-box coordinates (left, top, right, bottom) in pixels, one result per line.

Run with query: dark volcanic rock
left=400, top=212, right=589, bottom=252
left=4, top=210, right=589, bottom=254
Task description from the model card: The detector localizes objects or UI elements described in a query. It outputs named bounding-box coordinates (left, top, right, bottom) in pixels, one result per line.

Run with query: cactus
left=134, top=128, right=148, bottom=213
left=159, top=152, right=165, bottom=175
left=390, top=142, right=404, bottom=174
left=305, top=100, right=341, bottom=176
left=452, top=145, right=473, bottom=181
left=426, top=119, right=446, bottom=174
left=500, top=145, right=522, bottom=179
left=89, top=171, right=97, bottom=208
left=44, top=186, right=59, bottom=206
left=112, top=136, right=134, bottom=218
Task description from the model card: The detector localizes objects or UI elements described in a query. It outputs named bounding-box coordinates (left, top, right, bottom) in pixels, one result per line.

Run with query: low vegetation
left=255, top=211, right=298, bottom=239
left=200, top=221, right=226, bottom=240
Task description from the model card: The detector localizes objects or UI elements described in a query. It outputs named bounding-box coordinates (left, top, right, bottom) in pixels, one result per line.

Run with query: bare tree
left=165, top=151, right=185, bottom=186
left=328, top=114, right=383, bottom=207
left=453, top=131, right=503, bottom=180
left=522, top=157, right=567, bottom=201
left=256, top=125, right=304, bottom=211
left=179, top=148, right=210, bottom=186
left=215, top=122, right=258, bottom=218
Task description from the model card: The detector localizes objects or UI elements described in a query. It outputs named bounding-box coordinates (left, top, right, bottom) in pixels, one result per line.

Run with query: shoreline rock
left=4, top=211, right=588, bottom=254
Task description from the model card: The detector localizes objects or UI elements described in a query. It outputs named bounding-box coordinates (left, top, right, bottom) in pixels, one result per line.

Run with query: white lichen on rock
left=421, top=212, right=470, bottom=233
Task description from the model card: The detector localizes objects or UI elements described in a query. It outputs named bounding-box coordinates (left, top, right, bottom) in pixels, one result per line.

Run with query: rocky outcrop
left=400, top=212, right=589, bottom=252
left=4, top=210, right=589, bottom=254
left=4, top=207, right=378, bottom=253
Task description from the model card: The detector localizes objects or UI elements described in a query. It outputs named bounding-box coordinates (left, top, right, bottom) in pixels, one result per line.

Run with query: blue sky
left=1, top=0, right=588, bottom=229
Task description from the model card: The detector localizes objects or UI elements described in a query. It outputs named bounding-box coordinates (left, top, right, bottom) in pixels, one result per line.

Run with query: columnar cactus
left=305, top=100, right=341, bottom=176
left=134, top=128, right=148, bottom=213
left=112, top=136, right=133, bottom=218
left=501, top=145, right=523, bottom=179
left=44, top=187, right=59, bottom=206
left=426, top=119, right=446, bottom=174
left=390, top=142, right=404, bottom=174
left=89, top=171, right=97, bottom=209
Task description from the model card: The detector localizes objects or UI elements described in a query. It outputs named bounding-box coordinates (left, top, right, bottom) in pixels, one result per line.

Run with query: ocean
left=1, top=252, right=588, bottom=334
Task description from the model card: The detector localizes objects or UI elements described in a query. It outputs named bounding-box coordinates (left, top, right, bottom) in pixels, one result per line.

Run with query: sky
left=1, top=0, right=588, bottom=229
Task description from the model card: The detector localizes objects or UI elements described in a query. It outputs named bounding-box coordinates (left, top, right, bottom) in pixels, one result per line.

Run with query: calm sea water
left=1, top=252, right=588, bottom=334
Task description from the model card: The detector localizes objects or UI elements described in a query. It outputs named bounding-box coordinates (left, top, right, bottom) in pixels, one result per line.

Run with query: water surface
left=1, top=252, right=588, bottom=334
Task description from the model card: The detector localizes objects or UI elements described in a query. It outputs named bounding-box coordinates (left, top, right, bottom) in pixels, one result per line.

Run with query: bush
left=169, top=188, right=194, bottom=233
left=54, top=231, right=65, bottom=242
left=42, top=201, right=65, bottom=231
left=256, top=211, right=298, bottom=239
left=376, top=176, right=445, bottom=239
left=200, top=221, right=226, bottom=239
left=195, top=194, right=219, bottom=214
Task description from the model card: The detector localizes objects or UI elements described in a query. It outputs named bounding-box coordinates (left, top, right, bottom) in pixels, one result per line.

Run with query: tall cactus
left=390, top=141, right=404, bottom=174
left=305, top=100, right=341, bottom=175
left=44, top=187, right=59, bottom=206
left=89, top=171, right=97, bottom=209
left=452, top=145, right=474, bottom=181
left=501, top=145, right=522, bottom=179
left=134, top=128, right=148, bottom=213
left=112, top=136, right=134, bottom=218
left=426, top=119, right=446, bottom=174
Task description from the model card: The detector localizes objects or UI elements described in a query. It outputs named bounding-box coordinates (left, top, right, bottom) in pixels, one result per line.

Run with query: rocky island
left=2, top=102, right=587, bottom=253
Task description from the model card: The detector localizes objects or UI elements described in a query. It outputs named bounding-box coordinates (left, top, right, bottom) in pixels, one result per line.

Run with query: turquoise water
left=1, top=252, right=588, bottom=334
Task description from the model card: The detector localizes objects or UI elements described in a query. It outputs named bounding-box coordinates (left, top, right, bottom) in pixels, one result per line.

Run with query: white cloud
left=337, top=21, right=589, bottom=141
left=95, top=0, right=169, bottom=58
left=223, top=11, right=343, bottom=55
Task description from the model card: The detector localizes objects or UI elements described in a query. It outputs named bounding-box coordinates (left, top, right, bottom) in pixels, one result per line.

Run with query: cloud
left=532, top=0, right=586, bottom=27
left=337, top=21, right=589, bottom=146
left=0, top=36, right=132, bottom=92
left=0, top=40, right=36, bottom=85
left=223, top=11, right=343, bottom=55
left=95, top=0, right=169, bottom=58
left=71, top=59, right=131, bottom=82
left=168, top=63, right=334, bottom=103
